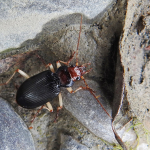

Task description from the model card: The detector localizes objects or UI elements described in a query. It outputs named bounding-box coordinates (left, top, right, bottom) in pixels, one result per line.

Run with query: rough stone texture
left=2, top=0, right=149, bottom=149
left=60, top=134, right=89, bottom=150
left=0, top=0, right=129, bottom=149
left=62, top=80, right=115, bottom=143
left=0, top=0, right=114, bottom=51
left=120, top=0, right=150, bottom=122
left=120, top=0, right=150, bottom=149
left=0, top=2, right=127, bottom=147
left=0, top=98, right=35, bottom=150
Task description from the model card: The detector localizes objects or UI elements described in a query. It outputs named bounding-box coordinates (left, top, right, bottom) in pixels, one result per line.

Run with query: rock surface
left=0, top=0, right=127, bottom=149
left=62, top=80, right=115, bottom=143
left=120, top=0, right=150, bottom=149
left=1, top=0, right=149, bottom=149
left=0, top=0, right=114, bottom=51
left=60, top=134, right=89, bottom=150
left=120, top=0, right=150, bottom=122
left=0, top=98, right=35, bottom=150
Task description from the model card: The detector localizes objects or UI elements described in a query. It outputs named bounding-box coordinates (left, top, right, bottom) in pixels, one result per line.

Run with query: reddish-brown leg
left=29, top=101, right=54, bottom=129
left=29, top=105, right=44, bottom=129
left=67, top=76, right=112, bottom=119
left=75, top=15, right=82, bottom=66
left=57, top=51, right=76, bottom=66
left=34, top=51, right=47, bottom=66
left=34, top=51, right=56, bottom=72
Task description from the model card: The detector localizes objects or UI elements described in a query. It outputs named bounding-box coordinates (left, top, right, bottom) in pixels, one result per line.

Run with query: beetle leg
left=34, top=51, right=47, bottom=66
left=45, top=63, right=55, bottom=73
left=57, top=93, right=63, bottom=110
left=34, top=51, right=55, bottom=73
left=57, top=51, right=76, bottom=66
left=0, top=69, right=29, bottom=86
left=56, top=61, right=61, bottom=68
left=29, top=102, right=53, bottom=129
left=54, top=93, right=63, bottom=122
left=67, top=86, right=95, bottom=94
left=30, top=105, right=44, bottom=124
left=67, top=76, right=95, bottom=94
left=67, top=77, right=112, bottom=118
left=45, top=102, right=53, bottom=112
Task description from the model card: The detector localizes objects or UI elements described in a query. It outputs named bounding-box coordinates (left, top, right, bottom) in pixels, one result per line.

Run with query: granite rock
left=0, top=0, right=114, bottom=51
left=0, top=98, right=35, bottom=150
left=60, top=134, right=89, bottom=150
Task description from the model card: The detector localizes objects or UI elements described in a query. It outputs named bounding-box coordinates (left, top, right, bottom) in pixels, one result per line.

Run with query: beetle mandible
left=0, top=15, right=111, bottom=119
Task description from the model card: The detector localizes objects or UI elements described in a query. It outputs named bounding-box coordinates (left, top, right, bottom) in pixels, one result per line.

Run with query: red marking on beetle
left=68, top=67, right=81, bottom=81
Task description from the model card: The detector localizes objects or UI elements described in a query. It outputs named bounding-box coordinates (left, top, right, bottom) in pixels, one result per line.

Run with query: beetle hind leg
left=0, top=69, right=29, bottom=86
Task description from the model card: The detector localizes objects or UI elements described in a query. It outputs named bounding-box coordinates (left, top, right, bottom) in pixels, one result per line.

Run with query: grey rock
left=0, top=0, right=129, bottom=149
left=60, top=134, right=89, bottom=150
left=62, top=80, right=116, bottom=143
left=0, top=0, right=114, bottom=51
left=0, top=98, right=35, bottom=150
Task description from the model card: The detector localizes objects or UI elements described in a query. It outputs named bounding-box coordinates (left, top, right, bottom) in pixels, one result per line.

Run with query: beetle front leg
left=66, top=76, right=95, bottom=94
left=0, top=69, right=29, bottom=86
left=67, top=77, right=112, bottom=118
left=56, top=51, right=76, bottom=66
left=45, top=63, right=55, bottom=73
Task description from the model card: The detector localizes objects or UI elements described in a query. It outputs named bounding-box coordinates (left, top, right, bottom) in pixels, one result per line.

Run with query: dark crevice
left=135, top=16, right=145, bottom=35
left=101, top=35, right=121, bottom=106
left=129, top=76, right=133, bottom=86
left=139, top=65, right=145, bottom=84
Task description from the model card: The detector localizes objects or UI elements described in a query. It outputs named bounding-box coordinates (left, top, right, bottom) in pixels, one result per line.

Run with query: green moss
left=0, top=47, right=22, bottom=54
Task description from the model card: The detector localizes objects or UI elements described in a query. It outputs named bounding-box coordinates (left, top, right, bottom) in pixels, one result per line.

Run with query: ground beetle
left=0, top=15, right=111, bottom=122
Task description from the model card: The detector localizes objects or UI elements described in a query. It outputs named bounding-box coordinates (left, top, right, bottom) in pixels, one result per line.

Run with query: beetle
left=0, top=15, right=111, bottom=120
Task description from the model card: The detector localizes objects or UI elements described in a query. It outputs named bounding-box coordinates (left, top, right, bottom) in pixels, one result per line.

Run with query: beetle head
left=68, top=64, right=90, bottom=82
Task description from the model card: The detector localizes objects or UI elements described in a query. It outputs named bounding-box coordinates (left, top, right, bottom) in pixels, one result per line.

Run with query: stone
left=60, top=134, right=89, bottom=150
left=62, top=80, right=116, bottom=143
left=1, top=0, right=144, bottom=149
left=120, top=1, right=150, bottom=148
left=0, top=0, right=114, bottom=51
left=0, top=98, right=35, bottom=150
left=120, top=0, right=150, bottom=123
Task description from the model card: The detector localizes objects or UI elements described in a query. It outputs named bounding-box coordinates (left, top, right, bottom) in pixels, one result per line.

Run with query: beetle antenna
left=76, top=15, right=82, bottom=66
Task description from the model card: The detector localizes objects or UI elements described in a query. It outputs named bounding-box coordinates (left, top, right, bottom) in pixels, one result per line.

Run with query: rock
left=120, top=0, right=150, bottom=123
left=60, top=134, right=89, bottom=150
left=62, top=80, right=116, bottom=143
left=120, top=0, right=150, bottom=148
left=0, top=97, right=35, bottom=150
left=0, top=0, right=134, bottom=149
left=0, top=0, right=114, bottom=51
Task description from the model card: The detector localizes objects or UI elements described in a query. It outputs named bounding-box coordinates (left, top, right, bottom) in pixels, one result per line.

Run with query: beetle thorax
left=56, top=66, right=73, bottom=87
left=68, top=66, right=86, bottom=81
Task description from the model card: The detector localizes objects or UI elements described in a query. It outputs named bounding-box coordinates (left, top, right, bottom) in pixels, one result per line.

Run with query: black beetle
left=0, top=15, right=111, bottom=120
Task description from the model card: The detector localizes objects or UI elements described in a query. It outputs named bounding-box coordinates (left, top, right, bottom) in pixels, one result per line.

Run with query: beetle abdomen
left=16, top=70, right=60, bottom=109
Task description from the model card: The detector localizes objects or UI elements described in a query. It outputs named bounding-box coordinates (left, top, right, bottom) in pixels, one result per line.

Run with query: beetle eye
left=76, top=77, right=80, bottom=80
